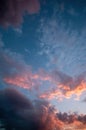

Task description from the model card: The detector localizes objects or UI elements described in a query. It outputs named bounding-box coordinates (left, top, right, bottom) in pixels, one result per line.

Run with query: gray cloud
left=0, top=48, right=30, bottom=77
left=82, top=97, right=86, bottom=102
left=0, top=0, right=40, bottom=27
left=0, top=88, right=86, bottom=130
left=0, top=88, right=62, bottom=130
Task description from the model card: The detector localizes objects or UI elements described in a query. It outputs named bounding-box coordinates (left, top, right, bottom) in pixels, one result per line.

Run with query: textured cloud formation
left=0, top=48, right=34, bottom=88
left=0, top=48, right=52, bottom=91
left=37, top=9, right=86, bottom=100
left=0, top=0, right=40, bottom=27
left=40, top=71, right=86, bottom=100
left=0, top=88, right=86, bottom=130
left=0, top=47, right=86, bottom=101
left=57, top=112, right=86, bottom=124
left=57, top=112, right=86, bottom=130
left=39, top=12, right=86, bottom=77
left=0, top=88, right=62, bottom=130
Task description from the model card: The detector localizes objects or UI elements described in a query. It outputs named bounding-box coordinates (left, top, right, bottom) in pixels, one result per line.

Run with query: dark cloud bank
left=0, top=0, right=40, bottom=27
left=0, top=88, right=86, bottom=130
left=0, top=88, right=62, bottom=130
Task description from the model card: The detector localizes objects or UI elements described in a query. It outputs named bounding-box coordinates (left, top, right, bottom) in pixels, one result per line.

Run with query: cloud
left=82, top=97, right=86, bottom=102
left=1, top=88, right=33, bottom=109
left=57, top=111, right=86, bottom=130
left=39, top=11, right=86, bottom=77
left=57, top=112, right=86, bottom=124
left=37, top=11, right=86, bottom=101
left=0, top=88, right=86, bottom=130
left=0, top=48, right=34, bottom=89
left=56, top=112, right=86, bottom=130
left=0, top=48, right=51, bottom=90
left=0, top=46, right=86, bottom=101
left=40, top=70, right=86, bottom=100
left=0, top=88, right=62, bottom=130
left=0, top=0, right=40, bottom=27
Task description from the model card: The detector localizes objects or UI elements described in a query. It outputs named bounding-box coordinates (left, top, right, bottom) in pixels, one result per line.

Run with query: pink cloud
left=0, top=0, right=40, bottom=27
left=0, top=88, right=86, bottom=130
left=4, top=68, right=86, bottom=101
left=1, top=48, right=86, bottom=101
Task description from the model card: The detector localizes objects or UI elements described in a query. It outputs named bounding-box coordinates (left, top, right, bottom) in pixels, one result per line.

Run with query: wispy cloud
left=39, top=70, right=86, bottom=100
left=1, top=48, right=86, bottom=100
left=39, top=17, right=86, bottom=77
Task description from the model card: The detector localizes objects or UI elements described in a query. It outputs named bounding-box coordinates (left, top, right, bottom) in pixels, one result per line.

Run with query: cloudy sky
left=0, top=0, right=86, bottom=130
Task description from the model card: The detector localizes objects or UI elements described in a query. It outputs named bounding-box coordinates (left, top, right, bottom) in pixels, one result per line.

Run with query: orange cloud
left=64, top=81, right=86, bottom=99
left=63, top=121, right=86, bottom=130
left=0, top=88, right=86, bottom=130
left=4, top=75, right=32, bottom=89
left=3, top=67, right=86, bottom=101
left=40, top=80, right=86, bottom=100
left=3, top=69, right=52, bottom=90
left=40, top=89, right=64, bottom=101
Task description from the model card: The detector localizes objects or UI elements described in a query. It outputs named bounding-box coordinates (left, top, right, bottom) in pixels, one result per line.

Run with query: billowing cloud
left=0, top=0, right=40, bottom=27
left=0, top=88, right=33, bottom=109
left=56, top=112, right=86, bottom=130
left=0, top=88, right=86, bottom=130
left=0, top=88, right=63, bottom=130
left=57, top=112, right=86, bottom=124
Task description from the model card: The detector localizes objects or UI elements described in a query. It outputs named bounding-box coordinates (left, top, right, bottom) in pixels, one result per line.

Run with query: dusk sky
left=0, top=0, right=86, bottom=130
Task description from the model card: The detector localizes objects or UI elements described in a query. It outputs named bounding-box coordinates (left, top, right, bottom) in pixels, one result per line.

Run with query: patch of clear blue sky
left=52, top=97, right=86, bottom=114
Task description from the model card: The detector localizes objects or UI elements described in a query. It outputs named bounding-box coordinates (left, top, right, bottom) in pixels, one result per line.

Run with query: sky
left=0, top=0, right=86, bottom=130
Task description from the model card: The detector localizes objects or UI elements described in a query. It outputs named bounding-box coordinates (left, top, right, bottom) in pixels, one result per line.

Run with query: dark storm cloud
left=1, top=88, right=33, bottom=109
left=0, top=0, right=40, bottom=27
left=0, top=88, right=62, bottom=130
left=0, top=88, right=86, bottom=130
